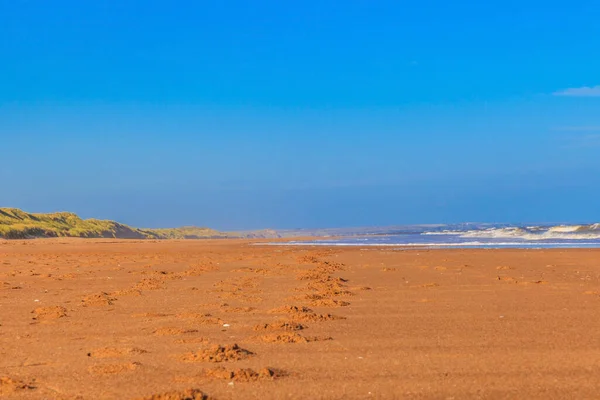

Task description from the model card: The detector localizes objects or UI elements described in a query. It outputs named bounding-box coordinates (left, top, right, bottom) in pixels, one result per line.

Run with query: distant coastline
left=0, top=208, right=280, bottom=240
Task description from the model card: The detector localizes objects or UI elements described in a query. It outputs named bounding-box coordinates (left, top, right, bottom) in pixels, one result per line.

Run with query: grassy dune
left=0, top=208, right=227, bottom=239
left=148, top=226, right=230, bottom=239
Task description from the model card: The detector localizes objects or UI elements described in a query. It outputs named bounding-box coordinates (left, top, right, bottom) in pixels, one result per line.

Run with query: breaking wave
left=274, top=241, right=599, bottom=247
left=257, top=222, right=600, bottom=249
left=423, top=224, right=600, bottom=240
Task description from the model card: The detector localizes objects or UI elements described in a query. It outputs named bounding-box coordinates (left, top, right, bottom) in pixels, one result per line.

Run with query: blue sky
left=1, top=0, right=599, bottom=229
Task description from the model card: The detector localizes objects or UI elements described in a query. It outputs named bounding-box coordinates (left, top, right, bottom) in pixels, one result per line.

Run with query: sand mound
left=253, top=321, right=306, bottom=331
left=110, top=288, right=142, bottom=297
left=301, top=293, right=324, bottom=300
left=257, top=332, right=332, bottom=344
left=292, top=312, right=345, bottom=322
left=32, top=305, right=67, bottom=320
left=81, top=292, right=116, bottom=307
left=136, top=388, right=209, bottom=400
left=296, top=270, right=329, bottom=280
left=298, top=256, right=345, bottom=271
left=317, top=276, right=349, bottom=283
left=269, top=305, right=313, bottom=314
left=203, top=367, right=283, bottom=381
left=181, top=344, right=253, bottom=363
left=0, top=376, right=35, bottom=396
left=310, top=299, right=351, bottom=307
left=134, top=278, right=165, bottom=290
left=269, top=304, right=344, bottom=322
left=298, top=255, right=322, bottom=264
left=54, top=273, right=79, bottom=280
left=132, top=312, right=172, bottom=318
left=304, top=281, right=354, bottom=296
left=88, top=362, right=140, bottom=375
left=87, top=347, right=147, bottom=358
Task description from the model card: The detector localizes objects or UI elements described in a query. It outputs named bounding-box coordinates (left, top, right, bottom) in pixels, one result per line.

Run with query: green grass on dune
left=149, top=226, right=233, bottom=239
left=0, top=208, right=227, bottom=239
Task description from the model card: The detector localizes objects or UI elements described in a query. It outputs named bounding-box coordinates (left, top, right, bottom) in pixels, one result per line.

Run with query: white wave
left=422, top=224, right=600, bottom=241
left=421, top=230, right=464, bottom=235
left=548, top=225, right=585, bottom=233
left=549, top=223, right=600, bottom=233
left=261, top=241, right=600, bottom=248
left=461, top=229, right=600, bottom=240
left=460, top=228, right=525, bottom=238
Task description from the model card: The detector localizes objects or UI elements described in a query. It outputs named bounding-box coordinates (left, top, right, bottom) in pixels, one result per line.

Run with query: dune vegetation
left=0, top=208, right=228, bottom=239
left=147, top=226, right=230, bottom=239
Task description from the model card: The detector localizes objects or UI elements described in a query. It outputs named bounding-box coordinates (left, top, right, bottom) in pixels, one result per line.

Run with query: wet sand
left=2, top=239, right=600, bottom=399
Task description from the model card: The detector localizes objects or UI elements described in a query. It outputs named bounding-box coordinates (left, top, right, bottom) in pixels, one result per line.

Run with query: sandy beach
left=2, top=239, right=600, bottom=399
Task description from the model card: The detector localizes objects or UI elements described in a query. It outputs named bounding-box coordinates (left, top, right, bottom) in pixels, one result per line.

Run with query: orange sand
left=2, top=239, right=600, bottom=399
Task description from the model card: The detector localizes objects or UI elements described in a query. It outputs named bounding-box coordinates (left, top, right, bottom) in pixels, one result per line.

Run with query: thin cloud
left=553, top=85, right=600, bottom=97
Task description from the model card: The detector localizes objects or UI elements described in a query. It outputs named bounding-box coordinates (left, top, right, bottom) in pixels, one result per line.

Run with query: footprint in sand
left=174, top=337, right=210, bottom=344
left=132, top=312, right=173, bottom=318
left=269, top=305, right=345, bottom=322
left=201, top=367, right=284, bottom=381
left=87, top=347, right=147, bottom=358
left=154, top=327, right=200, bottom=336
left=308, top=298, right=351, bottom=307
left=296, top=270, right=329, bottom=280
left=300, top=282, right=354, bottom=297
left=133, top=277, right=166, bottom=291
left=519, top=280, right=548, bottom=286
left=0, top=376, right=36, bottom=396
left=220, top=305, right=256, bottom=313
left=110, top=288, right=142, bottom=297
left=411, top=283, right=439, bottom=288
left=135, top=388, right=209, bottom=400
left=497, top=276, right=516, bottom=282
left=256, top=332, right=332, bottom=344
left=253, top=321, right=307, bottom=332
left=81, top=292, right=116, bottom=307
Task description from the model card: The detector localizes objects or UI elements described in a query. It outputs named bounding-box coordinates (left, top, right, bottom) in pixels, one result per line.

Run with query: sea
left=275, top=223, right=600, bottom=249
